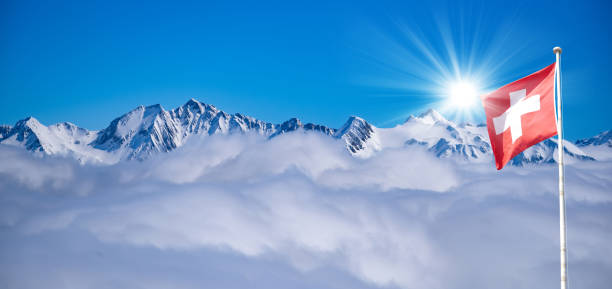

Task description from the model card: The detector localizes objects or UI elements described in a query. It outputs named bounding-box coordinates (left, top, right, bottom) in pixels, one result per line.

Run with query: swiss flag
left=481, top=63, right=558, bottom=170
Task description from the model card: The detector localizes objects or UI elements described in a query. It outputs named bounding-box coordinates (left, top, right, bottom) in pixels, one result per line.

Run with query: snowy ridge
left=335, top=116, right=380, bottom=157
left=0, top=117, right=110, bottom=163
left=0, top=99, right=607, bottom=164
left=92, top=104, right=182, bottom=160
left=576, top=130, right=612, bottom=147
left=381, top=109, right=491, bottom=161
left=0, top=99, right=375, bottom=163
left=575, top=130, right=612, bottom=160
left=377, top=109, right=596, bottom=165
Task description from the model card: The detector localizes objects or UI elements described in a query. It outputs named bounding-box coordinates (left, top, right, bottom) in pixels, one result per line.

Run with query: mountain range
left=0, top=99, right=609, bottom=165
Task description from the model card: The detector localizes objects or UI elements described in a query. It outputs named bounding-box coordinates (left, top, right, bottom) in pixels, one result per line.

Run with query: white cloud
left=0, top=133, right=611, bottom=289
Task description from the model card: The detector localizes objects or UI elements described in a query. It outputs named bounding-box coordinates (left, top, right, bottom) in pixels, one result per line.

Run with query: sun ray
left=350, top=2, right=534, bottom=126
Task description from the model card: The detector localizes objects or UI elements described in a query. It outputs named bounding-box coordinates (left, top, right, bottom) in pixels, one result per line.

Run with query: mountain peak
left=347, top=115, right=365, bottom=122
left=336, top=116, right=367, bottom=133
left=404, top=109, right=448, bottom=125
left=335, top=116, right=377, bottom=155
left=184, top=98, right=202, bottom=108
left=128, top=103, right=163, bottom=113
left=179, top=98, right=218, bottom=114
left=145, top=103, right=163, bottom=112
left=279, top=117, right=302, bottom=129
left=123, top=104, right=165, bottom=121
left=268, top=117, right=303, bottom=138
left=576, top=129, right=612, bottom=147
left=16, top=116, right=43, bottom=128
left=419, top=109, right=447, bottom=123
left=338, top=116, right=366, bottom=131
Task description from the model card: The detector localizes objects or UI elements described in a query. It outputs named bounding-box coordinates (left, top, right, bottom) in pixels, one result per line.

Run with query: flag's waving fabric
left=481, top=63, right=558, bottom=170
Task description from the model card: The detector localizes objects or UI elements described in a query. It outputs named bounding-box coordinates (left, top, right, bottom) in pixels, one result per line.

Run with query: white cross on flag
left=481, top=63, right=558, bottom=170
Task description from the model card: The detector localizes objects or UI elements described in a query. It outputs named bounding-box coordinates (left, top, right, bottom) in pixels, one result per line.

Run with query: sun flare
left=448, top=81, right=478, bottom=109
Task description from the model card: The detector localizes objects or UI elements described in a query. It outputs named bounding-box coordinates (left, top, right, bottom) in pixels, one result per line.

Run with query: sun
left=448, top=80, right=479, bottom=109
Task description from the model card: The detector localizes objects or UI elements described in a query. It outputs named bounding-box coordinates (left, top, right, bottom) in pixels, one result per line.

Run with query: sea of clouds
left=1, top=132, right=611, bottom=289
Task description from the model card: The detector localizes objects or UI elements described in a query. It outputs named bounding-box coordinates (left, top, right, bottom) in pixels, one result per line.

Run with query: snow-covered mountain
left=92, top=104, right=183, bottom=160
left=575, top=130, right=612, bottom=160
left=335, top=116, right=380, bottom=157
left=0, top=99, right=606, bottom=165
left=375, top=109, right=596, bottom=165
left=377, top=109, right=491, bottom=160
left=576, top=130, right=612, bottom=147
left=0, top=117, right=111, bottom=162
left=0, top=99, right=374, bottom=163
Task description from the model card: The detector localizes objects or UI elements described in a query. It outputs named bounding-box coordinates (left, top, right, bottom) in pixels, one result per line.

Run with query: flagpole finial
left=553, top=47, right=562, bottom=54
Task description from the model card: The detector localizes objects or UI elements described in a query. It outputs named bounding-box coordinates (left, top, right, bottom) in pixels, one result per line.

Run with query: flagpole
left=553, top=46, right=568, bottom=289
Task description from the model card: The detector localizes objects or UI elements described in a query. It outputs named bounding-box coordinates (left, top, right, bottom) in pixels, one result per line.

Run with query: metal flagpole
left=553, top=46, right=568, bottom=289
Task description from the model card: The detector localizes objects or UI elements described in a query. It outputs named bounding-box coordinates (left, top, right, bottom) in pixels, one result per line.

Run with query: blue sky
left=1, top=0, right=610, bottom=140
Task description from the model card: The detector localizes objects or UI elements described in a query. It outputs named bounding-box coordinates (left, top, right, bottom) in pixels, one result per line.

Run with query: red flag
left=481, top=63, right=558, bottom=170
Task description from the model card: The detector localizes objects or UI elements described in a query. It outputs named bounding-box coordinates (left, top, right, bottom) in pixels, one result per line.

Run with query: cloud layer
left=1, top=132, right=611, bottom=289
